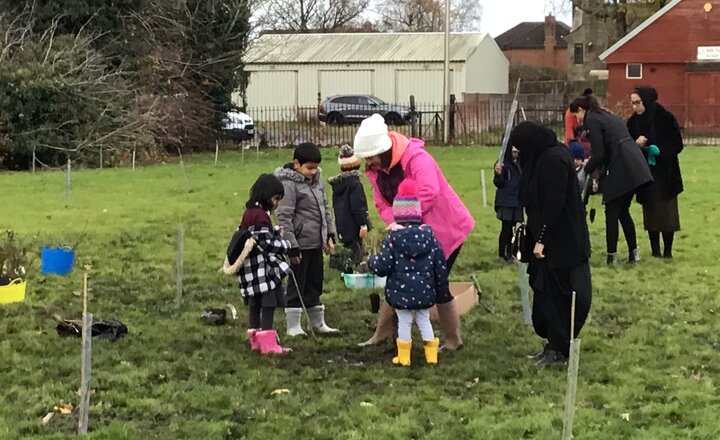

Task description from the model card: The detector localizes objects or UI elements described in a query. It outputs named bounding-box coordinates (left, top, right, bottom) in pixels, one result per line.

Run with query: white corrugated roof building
left=238, top=32, right=509, bottom=113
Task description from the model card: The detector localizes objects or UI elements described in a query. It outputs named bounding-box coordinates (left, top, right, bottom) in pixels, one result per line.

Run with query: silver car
left=318, top=95, right=411, bottom=126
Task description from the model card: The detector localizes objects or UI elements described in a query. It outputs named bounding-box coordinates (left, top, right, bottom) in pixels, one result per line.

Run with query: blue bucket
left=41, top=246, right=75, bottom=275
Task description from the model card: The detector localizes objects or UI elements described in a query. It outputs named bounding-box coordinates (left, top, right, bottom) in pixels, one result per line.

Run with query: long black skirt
left=528, top=259, right=592, bottom=356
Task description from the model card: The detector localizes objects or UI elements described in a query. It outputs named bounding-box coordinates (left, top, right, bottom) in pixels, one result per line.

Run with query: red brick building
left=600, top=0, right=720, bottom=130
left=495, top=16, right=570, bottom=71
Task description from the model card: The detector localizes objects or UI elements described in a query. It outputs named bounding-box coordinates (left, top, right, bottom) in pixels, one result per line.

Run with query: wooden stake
left=99, top=147, right=103, bottom=169
left=481, top=169, right=487, bottom=208
left=214, top=140, right=219, bottom=166
left=32, top=146, right=36, bottom=174
left=78, top=271, right=92, bottom=435
left=176, top=224, right=184, bottom=300
left=132, top=144, right=136, bottom=171
left=562, top=291, right=580, bottom=440
left=65, top=158, right=71, bottom=200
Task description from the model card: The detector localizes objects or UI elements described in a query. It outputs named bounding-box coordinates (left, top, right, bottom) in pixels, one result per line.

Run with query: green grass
left=1, top=147, right=719, bottom=439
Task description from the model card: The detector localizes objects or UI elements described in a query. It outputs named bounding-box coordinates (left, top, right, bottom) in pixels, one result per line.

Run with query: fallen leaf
left=620, top=413, right=630, bottom=422
left=271, top=389, right=290, bottom=396
left=54, top=403, right=74, bottom=414
left=42, top=412, right=54, bottom=425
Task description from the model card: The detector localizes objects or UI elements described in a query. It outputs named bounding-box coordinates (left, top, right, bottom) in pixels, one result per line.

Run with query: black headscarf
left=509, top=121, right=560, bottom=205
left=633, top=87, right=659, bottom=142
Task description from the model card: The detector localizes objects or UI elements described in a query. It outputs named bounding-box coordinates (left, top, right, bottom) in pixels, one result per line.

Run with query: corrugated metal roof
left=245, top=32, right=491, bottom=64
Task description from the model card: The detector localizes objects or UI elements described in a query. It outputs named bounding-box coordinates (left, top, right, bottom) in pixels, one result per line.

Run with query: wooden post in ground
left=32, top=146, right=36, bottom=174
left=562, top=291, right=581, bottom=440
left=132, top=144, right=136, bottom=171
left=65, top=158, right=72, bottom=200
left=214, top=140, right=219, bottom=166
left=78, top=271, right=93, bottom=435
left=176, top=224, right=184, bottom=300
left=480, top=169, right=487, bottom=208
left=99, top=147, right=103, bottom=169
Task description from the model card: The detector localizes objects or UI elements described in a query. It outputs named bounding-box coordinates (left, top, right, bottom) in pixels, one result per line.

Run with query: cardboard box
left=429, top=281, right=478, bottom=321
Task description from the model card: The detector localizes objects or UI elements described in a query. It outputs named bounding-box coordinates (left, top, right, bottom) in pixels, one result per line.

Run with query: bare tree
left=255, top=0, right=369, bottom=32
left=376, top=0, right=482, bottom=32
left=562, top=0, right=667, bottom=37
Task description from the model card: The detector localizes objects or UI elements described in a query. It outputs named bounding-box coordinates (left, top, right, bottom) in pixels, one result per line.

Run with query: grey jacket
left=275, top=165, right=336, bottom=250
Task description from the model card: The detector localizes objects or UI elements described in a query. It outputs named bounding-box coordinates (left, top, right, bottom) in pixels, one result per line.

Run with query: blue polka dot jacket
left=368, top=225, right=449, bottom=310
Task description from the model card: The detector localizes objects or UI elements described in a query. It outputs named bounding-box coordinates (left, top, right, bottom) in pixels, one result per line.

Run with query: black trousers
left=530, top=260, right=592, bottom=356
left=286, top=248, right=324, bottom=308
left=605, top=191, right=637, bottom=254
left=436, top=245, right=463, bottom=304
left=498, top=220, right=514, bottom=258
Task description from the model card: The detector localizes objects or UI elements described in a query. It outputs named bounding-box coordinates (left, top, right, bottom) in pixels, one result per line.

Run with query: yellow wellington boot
left=392, top=339, right=412, bottom=366
left=423, top=338, right=439, bottom=365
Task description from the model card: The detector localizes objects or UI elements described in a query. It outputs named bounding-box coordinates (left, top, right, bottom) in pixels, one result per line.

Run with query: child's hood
left=274, top=164, right=324, bottom=184
left=391, top=226, right=435, bottom=259
left=328, top=170, right=361, bottom=187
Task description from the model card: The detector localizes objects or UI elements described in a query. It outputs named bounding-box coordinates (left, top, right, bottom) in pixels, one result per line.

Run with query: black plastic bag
left=56, top=319, right=128, bottom=341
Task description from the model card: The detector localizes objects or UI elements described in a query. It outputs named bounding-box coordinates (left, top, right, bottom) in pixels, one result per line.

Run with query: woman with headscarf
left=510, top=121, right=592, bottom=367
left=570, top=95, right=653, bottom=264
left=627, top=87, right=683, bottom=259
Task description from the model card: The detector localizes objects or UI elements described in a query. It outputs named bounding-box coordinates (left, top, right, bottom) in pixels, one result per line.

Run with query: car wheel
left=327, top=113, right=344, bottom=126
left=385, top=113, right=403, bottom=126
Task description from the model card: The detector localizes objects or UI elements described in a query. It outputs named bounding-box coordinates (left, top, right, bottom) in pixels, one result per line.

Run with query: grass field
left=1, top=146, right=719, bottom=439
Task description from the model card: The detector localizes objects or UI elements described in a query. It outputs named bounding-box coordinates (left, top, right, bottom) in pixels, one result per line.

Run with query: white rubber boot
left=308, top=305, right=339, bottom=334
left=284, top=308, right=307, bottom=337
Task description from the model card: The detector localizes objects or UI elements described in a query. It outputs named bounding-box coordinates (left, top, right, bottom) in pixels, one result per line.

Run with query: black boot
left=535, top=349, right=568, bottom=368
left=649, top=231, right=662, bottom=258
left=663, top=232, right=674, bottom=259
left=628, top=247, right=640, bottom=264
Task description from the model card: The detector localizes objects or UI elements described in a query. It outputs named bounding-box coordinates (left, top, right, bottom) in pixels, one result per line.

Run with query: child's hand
left=359, top=226, right=368, bottom=239
left=494, top=162, right=503, bottom=176
left=386, top=222, right=404, bottom=232
left=636, top=135, right=648, bottom=147
left=325, top=238, right=335, bottom=255
left=290, top=255, right=302, bottom=265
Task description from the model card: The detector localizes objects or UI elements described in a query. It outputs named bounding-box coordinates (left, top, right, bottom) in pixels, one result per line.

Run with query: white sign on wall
left=698, top=46, right=720, bottom=60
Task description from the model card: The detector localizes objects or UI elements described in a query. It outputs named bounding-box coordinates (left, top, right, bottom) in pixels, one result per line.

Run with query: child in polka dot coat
left=368, top=179, right=448, bottom=367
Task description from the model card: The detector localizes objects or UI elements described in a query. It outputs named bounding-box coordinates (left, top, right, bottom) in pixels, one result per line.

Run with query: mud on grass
left=1, top=148, right=720, bottom=439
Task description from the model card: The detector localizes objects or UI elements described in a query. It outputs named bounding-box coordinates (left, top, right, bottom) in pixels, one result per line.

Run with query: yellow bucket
left=0, top=279, right=26, bottom=304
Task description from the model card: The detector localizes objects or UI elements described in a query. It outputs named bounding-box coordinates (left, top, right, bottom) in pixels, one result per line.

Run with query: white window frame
left=626, top=63, right=643, bottom=79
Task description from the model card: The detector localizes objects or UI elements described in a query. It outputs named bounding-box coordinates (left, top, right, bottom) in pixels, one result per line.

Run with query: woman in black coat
left=627, top=87, right=683, bottom=258
left=570, top=95, right=653, bottom=264
left=510, top=121, right=592, bottom=368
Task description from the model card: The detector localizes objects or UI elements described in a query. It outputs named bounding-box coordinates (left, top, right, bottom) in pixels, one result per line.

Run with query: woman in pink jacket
left=353, top=114, right=475, bottom=351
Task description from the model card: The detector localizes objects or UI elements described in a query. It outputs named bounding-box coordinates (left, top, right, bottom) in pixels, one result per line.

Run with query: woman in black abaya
left=510, top=122, right=593, bottom=367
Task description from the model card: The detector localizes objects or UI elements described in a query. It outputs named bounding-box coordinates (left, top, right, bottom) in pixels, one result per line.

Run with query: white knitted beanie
left=353, top=114, right=392, bottom=158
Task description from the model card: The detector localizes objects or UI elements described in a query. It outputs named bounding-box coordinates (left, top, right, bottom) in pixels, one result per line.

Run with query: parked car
left=221, top=110, right=254, bottom=141
left=318, top=95, right=412, bottom=126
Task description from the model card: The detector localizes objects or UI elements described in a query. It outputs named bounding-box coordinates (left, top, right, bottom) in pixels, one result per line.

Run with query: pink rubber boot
left=247, top=329, right=260, bottom=351
left=256, top=330, right=292, bottom=355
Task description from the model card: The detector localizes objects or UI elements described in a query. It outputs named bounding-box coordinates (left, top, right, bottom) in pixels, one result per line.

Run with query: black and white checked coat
left=237, top=226, right=292, bottom=298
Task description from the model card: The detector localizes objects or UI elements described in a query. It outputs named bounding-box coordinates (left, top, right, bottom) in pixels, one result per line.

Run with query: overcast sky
left=481, top=0, right=572, bottom=37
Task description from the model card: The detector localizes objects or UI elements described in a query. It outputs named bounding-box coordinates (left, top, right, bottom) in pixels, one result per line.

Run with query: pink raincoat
left=365, top=133, right=475, bottom=258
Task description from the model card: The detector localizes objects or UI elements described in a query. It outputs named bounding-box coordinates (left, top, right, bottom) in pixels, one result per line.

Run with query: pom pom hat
left=393, top=180, right=422, bottom=224
left=338, top=144, right=361, bottom=171
left=353, top=114, right=392, bottom=158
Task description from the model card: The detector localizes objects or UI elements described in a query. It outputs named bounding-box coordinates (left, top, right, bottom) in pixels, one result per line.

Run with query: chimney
left=544, top=15, right=557, bottom=68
